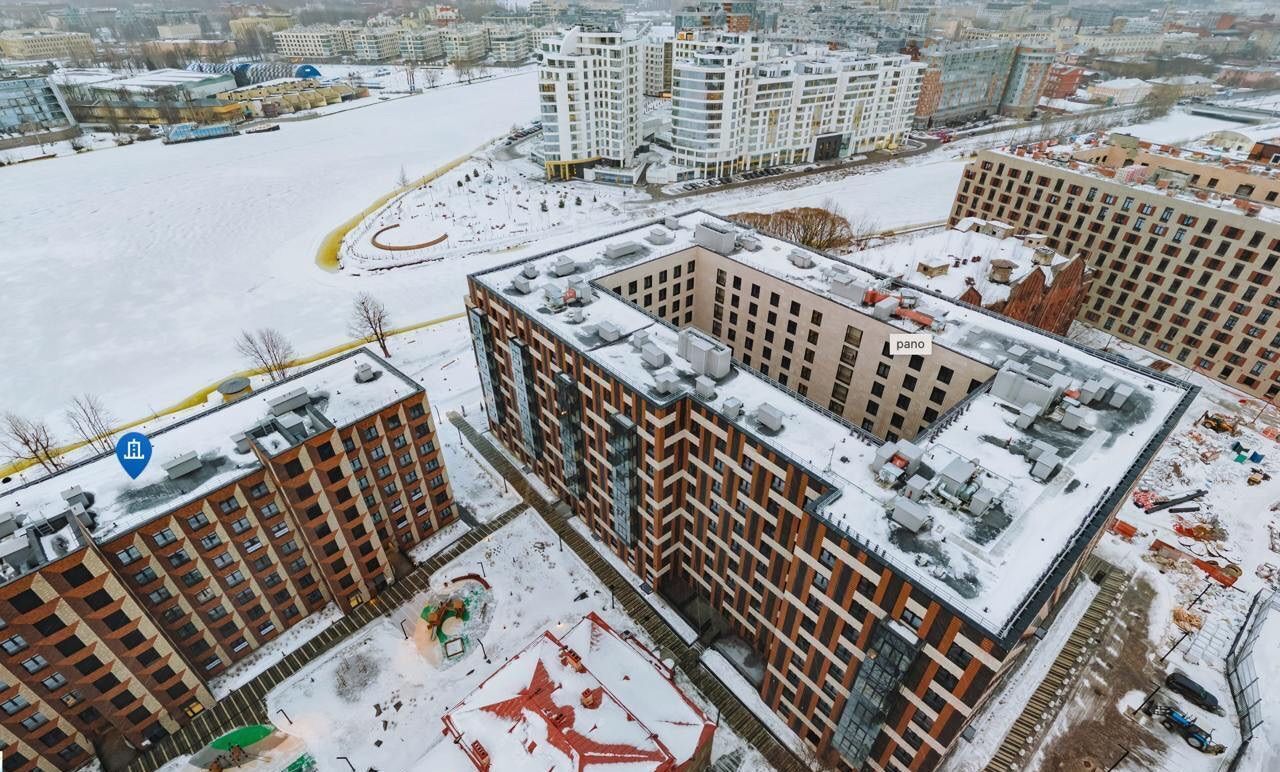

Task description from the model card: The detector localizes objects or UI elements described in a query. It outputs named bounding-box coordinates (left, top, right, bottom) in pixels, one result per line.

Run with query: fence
left=1225, top=585, right=1277, bottom=769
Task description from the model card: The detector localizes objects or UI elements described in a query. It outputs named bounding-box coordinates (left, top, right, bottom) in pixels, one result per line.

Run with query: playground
left=413, top=575, right=494, bottom=668
left=157, top=725, right=315, bottom=772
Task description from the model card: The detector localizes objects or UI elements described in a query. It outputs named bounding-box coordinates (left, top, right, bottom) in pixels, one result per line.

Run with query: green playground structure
left=420, top=585, right=486, bottom=645
left=210, top=724, right=273, bottom=751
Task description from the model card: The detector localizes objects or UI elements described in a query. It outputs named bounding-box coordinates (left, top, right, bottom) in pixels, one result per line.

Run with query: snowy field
left=0, top=70, right=538, bottom=429
left=257, top=510, right=771, bottom=771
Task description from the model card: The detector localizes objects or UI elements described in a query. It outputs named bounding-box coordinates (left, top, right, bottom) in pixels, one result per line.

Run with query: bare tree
left=65, top=394, right=116, bottom=455
left=349, top=293, right=393, bottom=357
left=397, top=165, right=411, bottom=188
left=1, top=412, right=63, bottom=473
left=730, top=199, right=856, bottom=251
left=421, top=67, right=442, bottom=89
left=235, top=328, right=296, bottom=382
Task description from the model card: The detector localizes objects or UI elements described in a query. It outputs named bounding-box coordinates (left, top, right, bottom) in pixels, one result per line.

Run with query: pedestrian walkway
left=449, top=413, right=812, bottom=772
left=124, top=502, right=527, bottom=772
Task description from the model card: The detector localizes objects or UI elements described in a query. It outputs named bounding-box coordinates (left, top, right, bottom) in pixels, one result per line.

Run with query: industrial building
left=465, top=211, right=1192, bottom=770
left=0, top=75, right=78, bottom=151
left=0, top=351, right=455, bottom=771
left=951, top=133, right=1280, bottom=398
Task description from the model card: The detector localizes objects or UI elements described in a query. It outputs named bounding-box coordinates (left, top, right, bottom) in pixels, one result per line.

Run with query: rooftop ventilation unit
left=891, top=496, right=932, bottom=533
left=511, top=274, right=535, bottom=294
left=739, top=236, right=762, bottom=252
left=597, top=321, right=621, bottom=342
left=872, top=296, right=898, bottom=321
left=61, top=486, right=92, bottom=509
left=566, top=307, right=585, bottom=324
left=551, top=255, right=577, bottom=277
left=695, top=376, right=716, bottom=400
left=678, top=329, right=731, bottom=380
left=641, top=343, right=668, bottom=368
left=231, top=432, right=252, bottom=454
left=521, top=264, right=539, bottom=280
left=543, top=282, right=566, bottom=309
left=566, top=278, right=594, bottom=304
left=354, top=362, right=378, bottom=383
left=723, top=397, right=744, bottom=420
left=653, top=368, right=682, bottom=395
left=162, top=451, right=203, bottom=480
left=663, top=216, right=682, bottom=230
left=268, top=387, right=310, bottom=416
left=646, top=227, right=674, bottom=246
left=788, top=249, right=815, bottom=269
left=831, top=274, right=867, bottom=302
left=604, top=241, right=643, bottom=260
left=694, top=222, right=737, bottom=255
left=756, top=402, right=783, bottom=432
left=630, top=330, right=651, bottom=349
left=0, top=512, right=17, bottom=540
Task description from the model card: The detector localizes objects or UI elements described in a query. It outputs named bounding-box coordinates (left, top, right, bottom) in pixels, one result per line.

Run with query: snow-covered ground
left=0, top=70, right=539, bottom=433
left=1111, top=110, right=1249, bottom=145
left=206, top=603, right=343, bottom=700
left=257, top=510, right=772, bottom=771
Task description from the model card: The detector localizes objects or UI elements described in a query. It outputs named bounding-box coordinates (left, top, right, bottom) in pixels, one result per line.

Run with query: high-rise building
left=914, top=40, right=1052, bottom=128
left=399, top=28, right=445, bottom=61
left=465, top=211, right=1191, bottom=771
left=272, top=26, right=350, bottom=60
left=643, top=33, right=673, bottom=97
left=999, top=45, right=1055, bottom=119
left=670, top=32, right=923, bottom=178
left=538, top=26, right=644, bottom=180
left=488, top=26, right=531, bottom=64
left=950, top=134, right=1280, bottom=398
left=674, top=0, right=776, bottom=33
left=440, top=24, right=490, bottom=62
left=0, top=350, right=456, bottom=771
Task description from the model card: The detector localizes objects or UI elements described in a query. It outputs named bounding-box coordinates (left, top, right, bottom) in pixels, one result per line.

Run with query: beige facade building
left=0, top=29, right=94, bottom=62
left=951, top=134, right=1280, bottom=398
left=440, top=25, right=489, bottom=63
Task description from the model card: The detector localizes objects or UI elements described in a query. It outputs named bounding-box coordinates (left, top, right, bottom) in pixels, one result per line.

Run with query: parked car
left=1165, top=672, right=1223, bottom=714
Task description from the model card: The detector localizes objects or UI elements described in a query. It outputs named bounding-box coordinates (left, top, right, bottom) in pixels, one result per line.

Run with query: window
left=217, top=496, right=241, bottom=514
left=249, top=482, right=269, bottom=498
left=116, top=546, right=142, bottom=565
left=2, top=634, right=29, bottom=655
left=187, top=513, right=210, bottom=531
left=1, top=695, right=30, bottom=715
left=153, top=528, right=177, bottom=547
left=230, top=516, right=251, bottom=535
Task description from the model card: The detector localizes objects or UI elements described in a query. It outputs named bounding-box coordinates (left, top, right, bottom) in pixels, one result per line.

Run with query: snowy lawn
left=261, top=510, right=772, bottom=770
left=206, top=603, right=343, bottom=700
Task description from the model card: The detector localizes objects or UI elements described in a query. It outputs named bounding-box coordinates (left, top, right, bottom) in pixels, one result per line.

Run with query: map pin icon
left=115, top=432, right=153, bottom=480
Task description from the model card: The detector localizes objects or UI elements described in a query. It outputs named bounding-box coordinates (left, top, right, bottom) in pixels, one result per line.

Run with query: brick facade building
left=0, top=350, right=455, bottom=771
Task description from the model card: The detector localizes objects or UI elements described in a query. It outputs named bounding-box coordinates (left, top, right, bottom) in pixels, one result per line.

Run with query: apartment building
left=914, top=41, right=1052, bottom=127
left=465, top=211, right=1191, bottom=771
left=399, top=28, right=444, bottom=62
left=0, top=350, right=456, bottom=771
left=1074, top=31, right=1166, bottom=55
left=644, top=34, right=673, bottom=97
left=441, top=24, right=489, bottom=63
left=538, top=25, right=644, bottom=180
left=228, top=14, right=294, bottom=53
left=1041, top=64, right=1085, bottom=100
left=675, top=0, right=775, bottom=33
left=670, top=32, right=923, bottom=179
left=488, top=26, right=531, bottom=64
left=273, top=25, right=350, bottom=60
left=0, top=29, right=93, bottom=62
left=352, top=27, right=401, bottom=62
left=0, top=75, right=77, bottom=150
left=950, top=135, right=1280, bottom=398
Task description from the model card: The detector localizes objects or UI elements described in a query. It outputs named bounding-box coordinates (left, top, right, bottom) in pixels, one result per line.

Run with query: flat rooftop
left=0, top=350, right=419, bottom=583
left=472, top=211, right=1193, bottom=640
left=427, top=612, right=714, bottom=770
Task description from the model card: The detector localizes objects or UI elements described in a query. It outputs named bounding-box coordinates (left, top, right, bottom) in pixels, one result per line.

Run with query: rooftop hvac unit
left=0, top=512, right=18, bottom=539
left=653, top=368, right=682, bottom=395
left=231, top=432, right=252, bottom=454
left=641, top=343, right=668, bottom=368
left=630, top=330, right=651, bottom=349
left=723, top=397, right=744, bottom=420
left=678, top=329, right=731, bottom=379
left=566, top=278, right=594, bottom=304
left=739, top=236, right=762, bottom=252
left=162, top=451, right=203, bottom=480
left=663, top=216, right=682, bottom=230
left=521, top=264, right=539, bottom=279
left=831, top=274, right=866, bottom=302
left=597, top=321, right=621, bottom=342
left=891, top=496, right=933, bottom=533
left=268, top=387, right=310, bottom=416
left=695, top=376, right=716, bottom=399
left=899, top=292, right=919, bottom=309
left=511, top=274, right=534, bottom=294
left=872, top=296, right=898, bottom=321
left=354, top=362, right=378, bottom=383
left=61, top=486, right=91, bottom=509
left=788, top=249, right=815, bottom=269
left=646, top=227, right=674, bottom=245
left=566, top=307, right=585, bottom=324
left=551, top=255, right=577, bottom=277
left=1031, top=451, right=1061, bottom=482
left=756, top=402, right=783, bottom=432
left=1109, top=383, right=1133, bottom=408
left=604, top=241, right=643, bottom=260
left=694, top=222, right=737, bottom=255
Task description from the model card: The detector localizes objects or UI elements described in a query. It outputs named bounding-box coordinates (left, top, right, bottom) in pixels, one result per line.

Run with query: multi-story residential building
left=1073, top=30, right=1165, bottom=55
left=644, top=33, right=673, bottom=97
left=1086, top=76, right=1152, bottom=105
left=273, top=25, right=349, bottom=60
left=440, top=24, right=489, bottom=63
left=399, top=28, right=444, bottom=62
left=465, top=211, right=1192, bottom=771
left=538, top=25, right=644, bottom=181
left=228, top=14, right=294, bottom=53
left=999, top=46, right=1054, bottom=119
left=141, top=39, right=238, bottom=66
left=0, top=350, right=456, bottom=771
left=0, top=75, right=78, bottom=150
left=0, top=29, right=93, bottom=62
left=670, top=32, right=922, bottom=179
left=487, top=26, right=531, bottom=64
left=675, top=0, right=776, bottom=33
left=1041, top=64, right=1085, bottom=100
left=351, top=27, right=402, bottom=62
left=914, top=41, right=1053, bottom=127
left=951, top=134, right=1280, bottom=398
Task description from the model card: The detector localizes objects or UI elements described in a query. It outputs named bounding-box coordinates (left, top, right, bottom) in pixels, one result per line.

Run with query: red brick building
left=1041, top=64, right=1085, bottom=100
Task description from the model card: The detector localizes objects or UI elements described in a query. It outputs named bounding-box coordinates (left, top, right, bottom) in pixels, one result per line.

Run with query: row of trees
left=3, top=293, right=395, bottom=476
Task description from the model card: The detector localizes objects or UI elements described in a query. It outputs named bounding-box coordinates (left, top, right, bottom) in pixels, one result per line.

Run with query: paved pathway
left=124, top=502, right=526, bottom=772
left=449, top=413, right=812, bottom=772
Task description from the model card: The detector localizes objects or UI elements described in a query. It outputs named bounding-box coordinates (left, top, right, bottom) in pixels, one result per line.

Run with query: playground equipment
left=1144, top=704, right=1226, bottom=754
left=415, top=579, right=490, bottom=666
left=1196, top=412, right=1240, bottom=435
